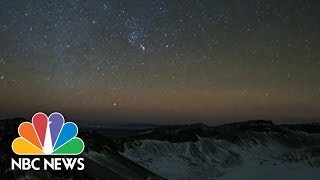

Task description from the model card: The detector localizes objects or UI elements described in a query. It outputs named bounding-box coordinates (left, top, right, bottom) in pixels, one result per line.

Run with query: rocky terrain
left=119, top=121, right=320, bottom=179
left=1, top=118, right=320, bottom=179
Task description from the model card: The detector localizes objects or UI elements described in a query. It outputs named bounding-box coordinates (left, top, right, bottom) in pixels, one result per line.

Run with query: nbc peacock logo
left=12, top=112, right=84, bottom=155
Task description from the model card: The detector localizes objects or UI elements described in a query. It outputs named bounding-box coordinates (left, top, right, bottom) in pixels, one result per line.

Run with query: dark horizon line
left=1, top=116, right=319, bottom=127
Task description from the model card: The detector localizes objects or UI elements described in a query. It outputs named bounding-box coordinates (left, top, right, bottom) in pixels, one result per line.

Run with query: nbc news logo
left=11, top=112, right=85, bottom=170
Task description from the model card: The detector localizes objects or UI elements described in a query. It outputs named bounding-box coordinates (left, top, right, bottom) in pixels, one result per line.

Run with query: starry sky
left=0, top=0, right=320, bottom=125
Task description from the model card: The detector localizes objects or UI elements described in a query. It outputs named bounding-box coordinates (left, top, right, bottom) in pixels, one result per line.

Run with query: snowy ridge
left=120, top=122, right=320, bottom=180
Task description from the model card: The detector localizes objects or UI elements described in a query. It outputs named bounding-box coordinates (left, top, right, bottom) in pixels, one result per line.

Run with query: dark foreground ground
left=0, top=118, right=320, bottom=179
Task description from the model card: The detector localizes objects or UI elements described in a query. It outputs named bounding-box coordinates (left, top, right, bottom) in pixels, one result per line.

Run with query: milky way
left=0, top=0, right=320, bottom=124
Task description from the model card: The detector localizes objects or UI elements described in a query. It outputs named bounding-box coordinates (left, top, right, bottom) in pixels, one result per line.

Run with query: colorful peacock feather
left=12, top=112, right=84, bottom=155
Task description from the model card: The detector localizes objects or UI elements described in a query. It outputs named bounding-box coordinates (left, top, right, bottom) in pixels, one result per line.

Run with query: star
left=140, top=44, right=146, bottom=51
left=0, top=0, right=319, bottom=124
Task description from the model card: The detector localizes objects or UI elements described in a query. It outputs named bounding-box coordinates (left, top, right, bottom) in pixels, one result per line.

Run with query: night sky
left=0, top=0, right=320, bottom=124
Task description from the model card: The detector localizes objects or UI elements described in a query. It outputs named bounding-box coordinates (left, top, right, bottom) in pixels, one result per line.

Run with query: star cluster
left=0, top=0, right=320, bottom=124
